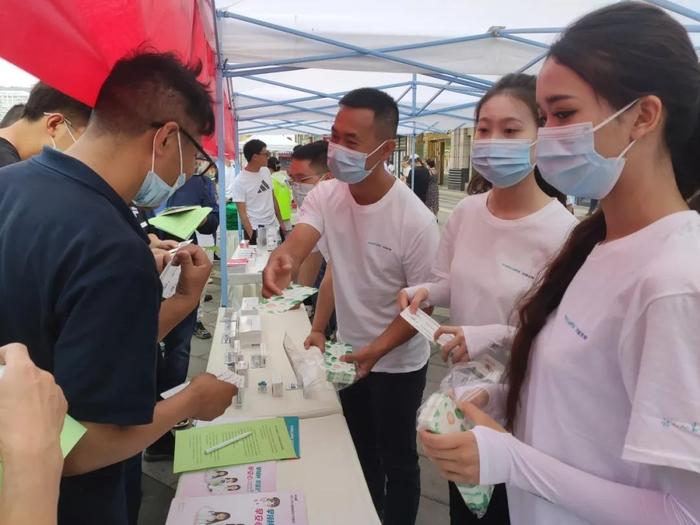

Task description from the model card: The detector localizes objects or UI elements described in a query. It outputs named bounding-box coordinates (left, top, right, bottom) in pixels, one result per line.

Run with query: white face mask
left=327, top=140, right=386, bottom=184
left=44, top=112, right=77, bottom=150
left=292, top=182, right=315, bottom=209
left=536, top=99, right=639, bottom=199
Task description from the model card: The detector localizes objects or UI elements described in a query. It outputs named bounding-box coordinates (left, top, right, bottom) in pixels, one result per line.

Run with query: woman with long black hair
left=420, top=3, right=700, bottom=524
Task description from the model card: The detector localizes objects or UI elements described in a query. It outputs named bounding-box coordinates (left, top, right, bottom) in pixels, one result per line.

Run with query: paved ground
left=137, top=186, right=585, bottom=524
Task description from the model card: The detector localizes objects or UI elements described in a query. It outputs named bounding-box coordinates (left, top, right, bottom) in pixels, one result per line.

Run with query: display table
left=172, top=306, right=380, bottom=524
left=277, top=414, right=380, bottom=525
left=226, top=246, right=270, bottom=305
left=208, top=307, right=342, bottom=420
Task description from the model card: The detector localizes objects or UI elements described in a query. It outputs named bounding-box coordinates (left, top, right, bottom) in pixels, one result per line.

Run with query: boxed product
left=238, top=314, right=261, bottom=348
left=417, top=392, right=494, bottom=518
left=322, top=342, right=356, bottom=386
left=240, top=296, right=260, bottom=316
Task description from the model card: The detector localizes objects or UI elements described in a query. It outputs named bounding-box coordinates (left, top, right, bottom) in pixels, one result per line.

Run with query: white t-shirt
left=509, top=210, right=700, bottom=525
left=298, top=179, right=440, bottom=373
left=231, top=167, right=278, bottom=228
left=406, top=191, right=577, bottom=359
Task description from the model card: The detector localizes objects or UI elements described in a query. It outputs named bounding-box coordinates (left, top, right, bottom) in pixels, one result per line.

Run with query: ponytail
left=506, top=212, right=605, bottom=428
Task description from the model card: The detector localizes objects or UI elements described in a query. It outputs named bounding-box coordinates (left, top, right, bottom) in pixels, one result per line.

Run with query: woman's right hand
left=397, top=287, right=429, bottom=314
left=304, top=330, right=326, bottom=351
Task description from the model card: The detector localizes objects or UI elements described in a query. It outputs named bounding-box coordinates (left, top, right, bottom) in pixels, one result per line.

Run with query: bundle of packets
left=322, top=342, right=356, bottom=386
left=417, top=392, right=493, bottom=518
left=259, top=284, right=318, bottom=313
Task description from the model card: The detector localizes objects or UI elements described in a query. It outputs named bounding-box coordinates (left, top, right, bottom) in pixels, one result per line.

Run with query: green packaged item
left=418, top=392, right=494, bottom=518
left=323, top=342, right=356, bottom=386
left=226, top=202, right=239, bottom=231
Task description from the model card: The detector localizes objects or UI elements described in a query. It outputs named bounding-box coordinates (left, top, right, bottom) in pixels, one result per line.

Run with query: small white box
left=238, top=314, right=262, bottom=348
left=240, top=297, right=260, bottom=316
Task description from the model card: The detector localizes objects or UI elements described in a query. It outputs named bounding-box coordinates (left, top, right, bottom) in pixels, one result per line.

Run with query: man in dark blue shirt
left=144, top=172, right=220, bottom=462
left=0, top=52, right=236, bottom=525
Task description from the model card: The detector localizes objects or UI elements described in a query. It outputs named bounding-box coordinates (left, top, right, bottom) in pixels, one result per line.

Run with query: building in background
left=0, top=87, right=31, bottom=121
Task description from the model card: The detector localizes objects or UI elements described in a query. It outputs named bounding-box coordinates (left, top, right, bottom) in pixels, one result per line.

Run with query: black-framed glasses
left=151, top=122, right=218, bottom=178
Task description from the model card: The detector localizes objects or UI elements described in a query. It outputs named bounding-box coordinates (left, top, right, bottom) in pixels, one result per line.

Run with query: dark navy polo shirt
left=0, top=148, right=161, bottom=525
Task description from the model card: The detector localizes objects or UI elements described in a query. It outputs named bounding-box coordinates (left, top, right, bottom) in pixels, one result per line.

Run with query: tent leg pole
left=411, top=74, right=417, bottom=192
left=213, top=8, right=229, bottom=308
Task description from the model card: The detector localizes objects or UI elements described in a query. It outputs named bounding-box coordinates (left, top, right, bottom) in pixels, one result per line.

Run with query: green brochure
left=148, top=206, right=212, bottom=240
left=173, top=418, right=297, bottom=474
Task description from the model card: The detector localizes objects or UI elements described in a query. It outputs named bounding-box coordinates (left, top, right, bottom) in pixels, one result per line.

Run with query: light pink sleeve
left=473, top=426, right=700, bottom=525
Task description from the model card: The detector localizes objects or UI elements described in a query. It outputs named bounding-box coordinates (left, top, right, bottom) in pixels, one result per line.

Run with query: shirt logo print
left=501, top=262, right=535, bottom=280
left=257, top=181, right=270, bottom=194
left=564, top=314, right=588, bottom=340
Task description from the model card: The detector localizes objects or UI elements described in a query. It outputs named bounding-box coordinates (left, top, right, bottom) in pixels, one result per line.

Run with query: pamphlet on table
left=174, top=418, right=297, bottom=473
left=176, top=462, right=277, bottom=497
left=166, top=492, right=308, bottom=525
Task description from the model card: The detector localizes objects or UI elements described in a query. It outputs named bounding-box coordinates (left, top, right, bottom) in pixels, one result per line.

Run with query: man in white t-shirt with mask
left=263, top=88, right=439, bottom=525
left=232, top=139, right=284, bottom=244
left=288, top=140, right=330, bottom=287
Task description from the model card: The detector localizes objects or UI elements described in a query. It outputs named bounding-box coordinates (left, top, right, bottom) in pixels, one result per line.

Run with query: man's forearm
left=239, top=208, right=253, bottom=238
left=296, top=252, right=323, bottom=287
left=369, top=307, right=433, bottom=359
left=159, top=294, right=197, bottom=341
left=63, top=392, right=194, bottom=477
left=273, top=196, right=284, bottom=227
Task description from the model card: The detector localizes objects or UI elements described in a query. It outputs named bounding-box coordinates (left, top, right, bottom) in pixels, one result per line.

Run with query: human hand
left=341, top=346, right=380, bottom=380
left=304, top=331, right=326, bottom=351
left=174, top=244, right=212, bottom=301
left=148, top=234, right=179, bottom=251
left=397, top=287, right=428, bottom=314
left=185, top=373, right=237, bottom=421
left=262, top=252, right=293, bottom=297
left=0, top=343, right=67, bottom=463
left=151, top=248, right=172, bottom=273
left=435, top=326, right=469, bottom=363
left=419, top=400, right=505, bottom=485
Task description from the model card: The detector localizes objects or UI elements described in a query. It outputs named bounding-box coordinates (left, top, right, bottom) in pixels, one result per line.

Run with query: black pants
left=339, top=363, right=427, bottom=525
left=449, top=481, right=510, bottom=525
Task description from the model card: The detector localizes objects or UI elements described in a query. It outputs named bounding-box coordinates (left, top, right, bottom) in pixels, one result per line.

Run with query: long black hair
left=506, top=2, right=700, bottom=429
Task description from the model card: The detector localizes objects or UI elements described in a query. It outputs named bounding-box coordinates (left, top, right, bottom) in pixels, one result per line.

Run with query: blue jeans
left=157, top=308, right=197, bottom=394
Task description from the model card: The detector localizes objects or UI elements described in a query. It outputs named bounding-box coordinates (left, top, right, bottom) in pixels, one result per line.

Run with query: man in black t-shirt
left=0, top=83, right=91, bottom=168
left=0, top=53, right=237, bottom=525
left=406, top=156, right=431, bottom=205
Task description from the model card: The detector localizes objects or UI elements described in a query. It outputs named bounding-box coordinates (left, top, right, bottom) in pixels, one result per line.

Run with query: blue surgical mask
left=133, top=129, right=187, bottom=208
left=472, top=139, right=534, bottom=188
left=536, top=99, right=638, bottom=199
left=327, top=141, right=386, bottom=184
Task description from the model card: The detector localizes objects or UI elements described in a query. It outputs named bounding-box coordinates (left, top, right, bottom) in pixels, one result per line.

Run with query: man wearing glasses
left=0, top=52, right=237, bottom=525
left=0, top=81, right=91, bottom=168
left=232, top=139, right=286, bottom=244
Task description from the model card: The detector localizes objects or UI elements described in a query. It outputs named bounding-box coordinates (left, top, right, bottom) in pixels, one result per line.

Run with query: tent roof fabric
left=0, top=0, right=235, bottom=157
left=217, top=0, right=700, bottom=135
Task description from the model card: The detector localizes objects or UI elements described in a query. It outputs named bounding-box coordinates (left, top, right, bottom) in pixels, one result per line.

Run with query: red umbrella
left=0, top=0, right=234, bottom=157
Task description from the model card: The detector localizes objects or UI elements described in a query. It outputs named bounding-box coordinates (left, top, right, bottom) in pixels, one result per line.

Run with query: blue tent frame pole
left=644, top=0, right=700, bottom=22
left=233, top=113, right=243, bottom=242
left=213, top=7, right=228, bottom=307
left=216, top=11, right=493, bottom=87
left=411, top=74, right=417, bottom=192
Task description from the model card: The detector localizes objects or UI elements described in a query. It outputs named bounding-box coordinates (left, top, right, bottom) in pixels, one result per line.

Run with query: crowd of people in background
left=0, top=2, right=699, bottom=525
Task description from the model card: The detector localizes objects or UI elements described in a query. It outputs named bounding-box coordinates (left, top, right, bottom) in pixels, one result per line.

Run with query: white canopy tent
left=215, top=0, right=700, bottom=136
left=241, top=133, right=297, bottom=153
left=210, top=0, right=700, bottom=304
